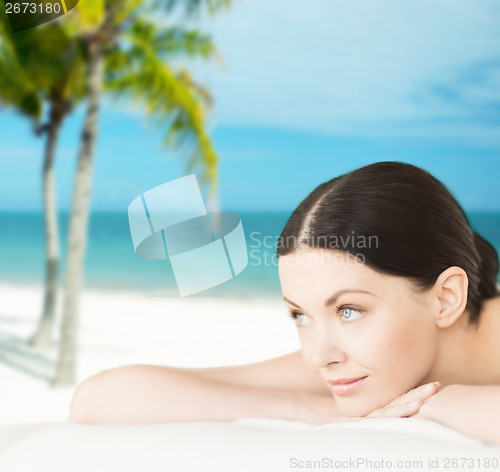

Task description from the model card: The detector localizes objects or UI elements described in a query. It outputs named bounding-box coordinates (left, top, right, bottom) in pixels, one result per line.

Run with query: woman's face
left=278, top=247, right=440, bottom=417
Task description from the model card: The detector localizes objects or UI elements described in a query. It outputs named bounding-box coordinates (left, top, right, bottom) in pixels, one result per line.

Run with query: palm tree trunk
left=29, top=112, right=62, bottom=351
left=53, top=41, right=105, bottom=387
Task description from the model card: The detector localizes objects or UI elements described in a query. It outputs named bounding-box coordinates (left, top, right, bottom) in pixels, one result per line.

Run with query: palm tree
left=0, top=13, right=86, bottom=350
left=53, top=0, right=230, bottom=386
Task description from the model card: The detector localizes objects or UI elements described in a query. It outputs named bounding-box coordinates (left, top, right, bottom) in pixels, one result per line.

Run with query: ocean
left=1, top=211, right=500, bottom=297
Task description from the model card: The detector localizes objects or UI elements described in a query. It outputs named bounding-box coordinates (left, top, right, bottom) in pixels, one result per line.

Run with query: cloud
left=183, top=0, right=500, bottom=138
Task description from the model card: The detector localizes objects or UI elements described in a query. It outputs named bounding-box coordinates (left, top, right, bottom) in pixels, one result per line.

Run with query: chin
left=335, top=398, right=375, bottom=418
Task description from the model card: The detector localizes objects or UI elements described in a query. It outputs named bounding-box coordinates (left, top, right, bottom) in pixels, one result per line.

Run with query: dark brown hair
left=276, top=161, right=499, bottom=326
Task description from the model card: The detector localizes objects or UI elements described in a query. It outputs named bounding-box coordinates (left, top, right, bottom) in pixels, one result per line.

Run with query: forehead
left=278, top=248, right=368, bottom=277
left=278, top=248, right=411, bottom=301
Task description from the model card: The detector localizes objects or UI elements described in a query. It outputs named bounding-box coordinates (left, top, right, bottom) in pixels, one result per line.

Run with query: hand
left=412, top=384, right=466, bottom=422
left=343, top=381, right=442, bottom=422
left=412, top=384, right=500, bottom=446
left=296, top=381, right=441, bottom=424
left=366, top=381, right=442, bottom=419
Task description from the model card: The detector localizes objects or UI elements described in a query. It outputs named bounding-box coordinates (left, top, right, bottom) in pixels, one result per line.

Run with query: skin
left=278, top=247, right=500, bottom=418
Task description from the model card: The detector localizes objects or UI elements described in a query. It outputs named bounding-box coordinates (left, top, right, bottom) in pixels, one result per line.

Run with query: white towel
left=0, top=417, right=498, bottom=472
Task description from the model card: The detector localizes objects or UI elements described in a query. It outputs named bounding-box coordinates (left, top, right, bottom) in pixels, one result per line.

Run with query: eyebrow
left=283, top=289, right=376, bottom=308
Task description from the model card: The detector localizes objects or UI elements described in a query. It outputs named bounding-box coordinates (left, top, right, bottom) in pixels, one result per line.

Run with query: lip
left=326, top=376, right=368, bottom=395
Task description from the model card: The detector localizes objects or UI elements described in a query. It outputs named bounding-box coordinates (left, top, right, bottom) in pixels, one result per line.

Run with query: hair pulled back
left=276, top=161, right=499, bottom=326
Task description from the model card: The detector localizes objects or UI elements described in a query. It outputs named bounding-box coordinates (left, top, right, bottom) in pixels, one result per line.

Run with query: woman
left=69, top=161, right=500, bottom=445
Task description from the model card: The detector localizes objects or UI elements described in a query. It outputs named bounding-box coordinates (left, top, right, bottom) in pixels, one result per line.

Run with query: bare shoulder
left=182, top=350, right=332, bottom=396
left=480, top=296, right=500, bottom=341
left=478, top=296, right=500, bottom=382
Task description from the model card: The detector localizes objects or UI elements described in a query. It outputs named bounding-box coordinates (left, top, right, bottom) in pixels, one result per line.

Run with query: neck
left=419, top=303, right=499, bottom=387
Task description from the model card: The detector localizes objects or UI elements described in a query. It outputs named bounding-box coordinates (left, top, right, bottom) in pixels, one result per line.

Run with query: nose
left=310, top=324, right=347, bottom=367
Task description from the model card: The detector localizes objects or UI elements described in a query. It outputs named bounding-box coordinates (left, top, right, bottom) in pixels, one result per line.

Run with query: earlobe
left=434, top=266, right=469, bottom=328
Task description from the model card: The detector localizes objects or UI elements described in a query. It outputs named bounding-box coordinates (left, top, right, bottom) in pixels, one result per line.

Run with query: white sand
left=0, top=284, right=299, bottom=425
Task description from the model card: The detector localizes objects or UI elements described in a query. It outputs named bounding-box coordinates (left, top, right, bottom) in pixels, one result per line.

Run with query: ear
left=432, top=266, right=469, bottom=328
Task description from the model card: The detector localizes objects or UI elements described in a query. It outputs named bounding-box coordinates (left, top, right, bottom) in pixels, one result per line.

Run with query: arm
left=69, top=359, right=341, bottom=425
left=414, top=384, right=500, bottom=447
left=182, top=350, right=331, bottom=395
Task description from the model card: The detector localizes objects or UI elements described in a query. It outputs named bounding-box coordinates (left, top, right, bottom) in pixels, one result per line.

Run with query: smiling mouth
left=326, top=376, right=368, bottom=395
left=327, top=376, right=367, bottom=385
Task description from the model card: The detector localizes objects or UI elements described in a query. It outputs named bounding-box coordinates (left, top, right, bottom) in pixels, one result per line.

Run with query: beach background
left=2, top=210, right=500, bottom=296
left=1, top=0, right=500, bottom=425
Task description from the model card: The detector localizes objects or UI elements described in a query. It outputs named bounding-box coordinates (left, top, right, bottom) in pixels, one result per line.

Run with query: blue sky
left=1, top=0, right=500, bottom=211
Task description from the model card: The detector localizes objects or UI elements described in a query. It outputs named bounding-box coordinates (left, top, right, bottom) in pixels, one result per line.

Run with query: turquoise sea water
left=1, top=211, right=500, bottom=297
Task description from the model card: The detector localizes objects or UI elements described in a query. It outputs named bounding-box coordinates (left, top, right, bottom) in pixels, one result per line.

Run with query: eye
left=337, top=305, right=364, bottom=322
left=288, top=311, right=310, bottom=326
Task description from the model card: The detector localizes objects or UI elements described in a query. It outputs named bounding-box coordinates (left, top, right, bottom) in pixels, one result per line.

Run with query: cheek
left=370, top=310, right=437, bottom=381
left=297, top=331, right=317, bottom=365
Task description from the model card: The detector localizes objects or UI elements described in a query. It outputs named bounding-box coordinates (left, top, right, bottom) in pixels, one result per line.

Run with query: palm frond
left=73, top=0, right=105, bottom=31
left=128, top=19, right=217, bottom=60
left=105, top=24, right=217, bottom=189
left=153, top=0, right=231, bottom=17
left=0, top=11, right=87, bottom=124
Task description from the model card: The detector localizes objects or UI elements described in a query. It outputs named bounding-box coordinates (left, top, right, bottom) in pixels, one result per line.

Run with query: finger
left=366, top=398, right=424, bottom=419
left=410, top=381, right=441, bottom=400
left=390, top=381, right=440, bottom=407
left=364, top=382, right=441, bottom=419
left=400, top=399, right=425, bottom=418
